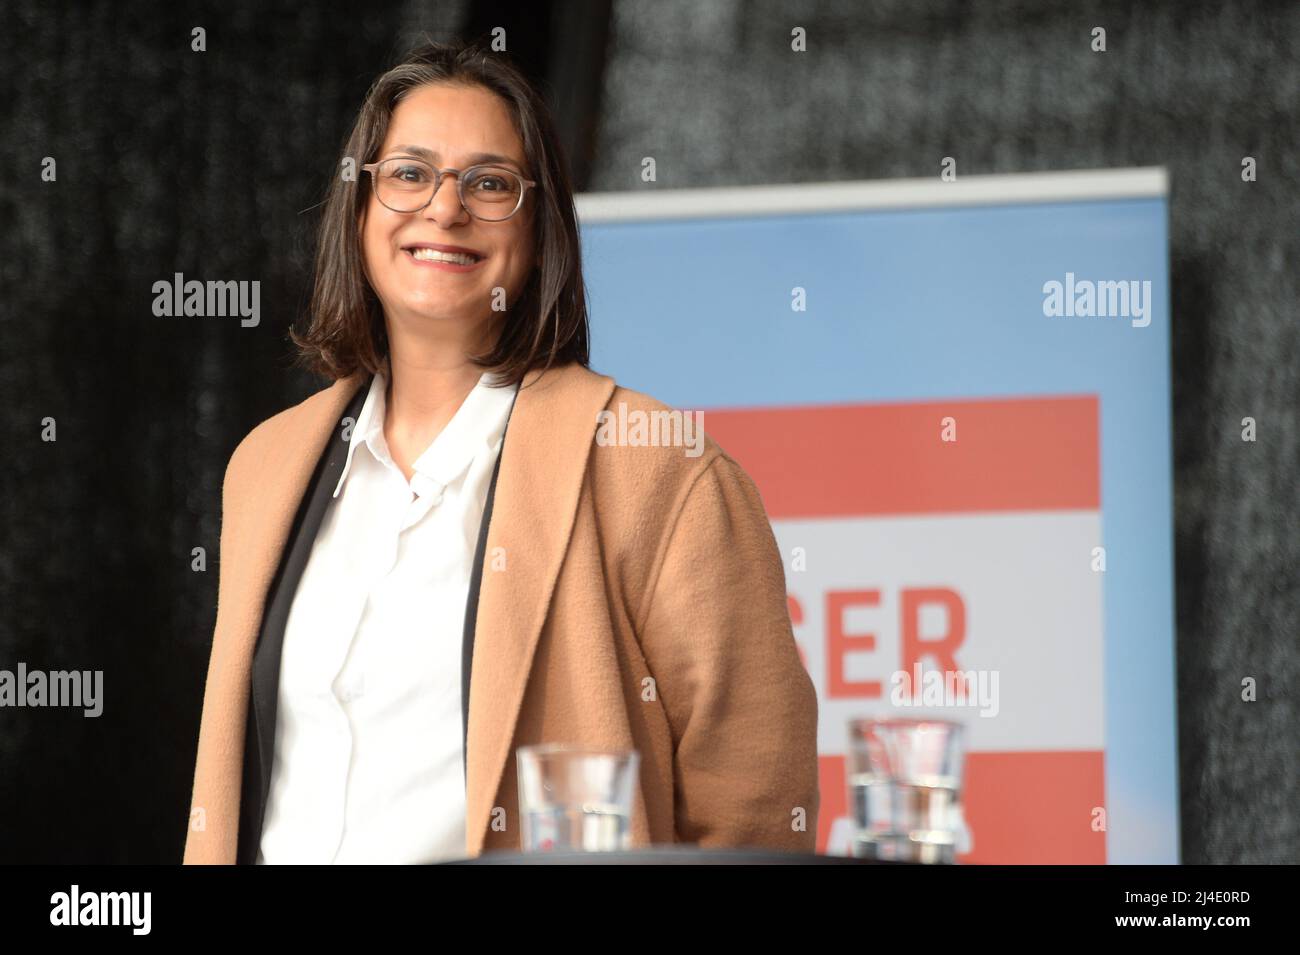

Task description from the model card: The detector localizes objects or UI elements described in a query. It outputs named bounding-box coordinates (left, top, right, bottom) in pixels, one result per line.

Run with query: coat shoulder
left=590, top=378, right=740, bottom=509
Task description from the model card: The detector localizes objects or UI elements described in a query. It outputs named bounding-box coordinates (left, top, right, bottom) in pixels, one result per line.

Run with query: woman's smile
left=401, top=242, right=487, bottom=272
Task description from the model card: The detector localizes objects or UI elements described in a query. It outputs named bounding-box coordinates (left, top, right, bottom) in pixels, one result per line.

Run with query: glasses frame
left=362, top=157, right=538, bottom=221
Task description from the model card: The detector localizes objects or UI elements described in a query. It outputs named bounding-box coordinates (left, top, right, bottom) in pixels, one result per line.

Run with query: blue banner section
left=581, top=187, right=1177, bottom=863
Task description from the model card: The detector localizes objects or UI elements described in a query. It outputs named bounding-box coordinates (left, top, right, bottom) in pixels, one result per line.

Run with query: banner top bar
left=576, top=167, right=1168, bottom=223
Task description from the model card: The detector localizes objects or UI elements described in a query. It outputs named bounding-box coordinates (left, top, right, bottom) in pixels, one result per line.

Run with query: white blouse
left=257, top=369, right=518, bottom=864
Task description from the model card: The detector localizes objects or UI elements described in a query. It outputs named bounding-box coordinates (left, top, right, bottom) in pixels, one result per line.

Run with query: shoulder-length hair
left=291, top=37, right=590, bottom=385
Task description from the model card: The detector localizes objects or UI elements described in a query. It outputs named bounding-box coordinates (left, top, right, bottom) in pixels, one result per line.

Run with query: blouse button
left=334, top=674, right=365, bottom=703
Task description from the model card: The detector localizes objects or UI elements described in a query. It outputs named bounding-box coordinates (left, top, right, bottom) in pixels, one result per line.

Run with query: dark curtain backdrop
left=0, top=0, right=1294, bottom=863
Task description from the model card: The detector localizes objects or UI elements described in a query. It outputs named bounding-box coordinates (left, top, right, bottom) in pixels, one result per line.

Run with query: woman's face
left=361, top=82, right=537, bottom=347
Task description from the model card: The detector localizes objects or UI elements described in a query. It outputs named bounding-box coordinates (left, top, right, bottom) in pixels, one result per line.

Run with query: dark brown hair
left=291, top=37, right=590, bottom=385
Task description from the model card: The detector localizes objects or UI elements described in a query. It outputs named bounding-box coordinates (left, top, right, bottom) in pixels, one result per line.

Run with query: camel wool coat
left=183, top=360, right=820, bottom=863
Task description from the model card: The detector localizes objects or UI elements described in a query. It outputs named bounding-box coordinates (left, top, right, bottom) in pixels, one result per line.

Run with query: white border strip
left=576, top=166, right=1167, bottom=224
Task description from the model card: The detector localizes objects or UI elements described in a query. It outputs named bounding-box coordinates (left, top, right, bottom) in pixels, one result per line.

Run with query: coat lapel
left=241, top=374, right=371, bottom=861
left=460, top=391, right=514, bottom=784
left=191, top=369, right=364, bottom=864
left=464, top=362, right=616, bottom=855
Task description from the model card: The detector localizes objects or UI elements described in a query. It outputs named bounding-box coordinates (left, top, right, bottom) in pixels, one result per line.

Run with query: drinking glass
left=847, top=718, right=966, bottom=863
left=516, top=744, right=639, bottom=852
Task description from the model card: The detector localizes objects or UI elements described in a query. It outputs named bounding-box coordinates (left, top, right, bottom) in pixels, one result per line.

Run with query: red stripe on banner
left=703, top=396, right=1100, bottom=518
left=818, top=750, right=1106, bottom=864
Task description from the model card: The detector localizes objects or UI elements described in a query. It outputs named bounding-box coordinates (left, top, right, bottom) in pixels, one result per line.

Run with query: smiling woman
left=356, top=82, right=542, bottom=403
left=291, top=45, right=584, bottom=389
left=182, top=37, right=819, bottom=865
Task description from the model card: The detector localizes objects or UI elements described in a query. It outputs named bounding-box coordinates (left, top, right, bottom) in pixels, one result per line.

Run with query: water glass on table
left=516, top=744, right=640, bottom=852
left=847, top=718, right=967, bottom=863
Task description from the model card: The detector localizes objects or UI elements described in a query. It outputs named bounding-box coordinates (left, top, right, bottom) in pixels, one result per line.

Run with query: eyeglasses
left=362, top=157, right=537, bottom=221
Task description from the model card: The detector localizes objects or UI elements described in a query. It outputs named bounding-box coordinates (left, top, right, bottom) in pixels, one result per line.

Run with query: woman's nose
left=423, top=173, right=469, bottom=225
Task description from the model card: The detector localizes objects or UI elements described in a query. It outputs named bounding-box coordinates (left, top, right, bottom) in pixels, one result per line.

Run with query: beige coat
left=183, top=360, right=819, bottom=863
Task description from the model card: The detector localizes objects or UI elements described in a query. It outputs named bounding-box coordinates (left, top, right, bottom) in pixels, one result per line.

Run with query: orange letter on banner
left=827, top=590, right=882, bottom=699
left=901, top=588, right=966, bottom=672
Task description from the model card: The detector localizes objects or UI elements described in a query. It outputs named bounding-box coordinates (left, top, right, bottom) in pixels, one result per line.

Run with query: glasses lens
left=374, top=159, right=437, bottom=212
left=371, top=160, right=527, bottom=219
left=462, top=166, right=524, bottom=220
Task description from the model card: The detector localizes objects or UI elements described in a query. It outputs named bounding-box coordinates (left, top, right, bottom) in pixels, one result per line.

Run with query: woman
left=183, top=38, right=818, bottom=864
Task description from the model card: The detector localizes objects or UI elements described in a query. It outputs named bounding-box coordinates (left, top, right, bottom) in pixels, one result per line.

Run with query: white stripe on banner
left=777, top=510, right=1104, bottom=753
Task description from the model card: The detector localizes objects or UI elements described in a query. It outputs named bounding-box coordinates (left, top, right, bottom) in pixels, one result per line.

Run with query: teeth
left=410, top=248, right=479, bottom=264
